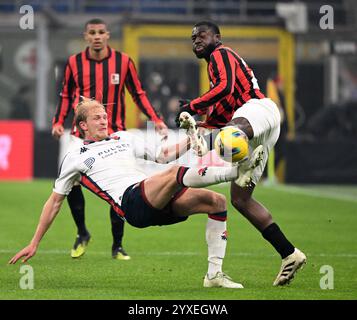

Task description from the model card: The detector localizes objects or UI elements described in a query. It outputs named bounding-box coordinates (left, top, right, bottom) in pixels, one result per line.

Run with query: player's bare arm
left=154, top=120, right=168, bottom=137
left=156, top=137, right=191, bottom=163
left=9, top=192, right=65, bottom=264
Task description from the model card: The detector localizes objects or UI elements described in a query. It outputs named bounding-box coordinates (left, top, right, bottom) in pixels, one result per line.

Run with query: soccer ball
left=214, top=127, right=249, bottom=163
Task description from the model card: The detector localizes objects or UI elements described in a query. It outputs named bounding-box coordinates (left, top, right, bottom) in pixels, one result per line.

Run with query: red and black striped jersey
left=189, top=45, right=265, bottom=128
left=53, top=46, right=162, bottom=136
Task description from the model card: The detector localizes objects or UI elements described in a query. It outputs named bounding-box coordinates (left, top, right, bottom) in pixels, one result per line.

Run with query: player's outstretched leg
left=142, top=166, right=244, bottom=288
left=176, top=165, right=239, bottom=188
left=67, top=185, right=91, bottom=258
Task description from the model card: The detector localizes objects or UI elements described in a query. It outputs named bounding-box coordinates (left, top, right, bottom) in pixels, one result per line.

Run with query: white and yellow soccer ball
left=214, top=126, right=249, bottom=163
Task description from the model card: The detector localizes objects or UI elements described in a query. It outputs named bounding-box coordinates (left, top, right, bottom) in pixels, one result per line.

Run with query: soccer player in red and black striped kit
left=176, top=21, right=306, bottom=286
left=52, top=18, right=168, bottom=260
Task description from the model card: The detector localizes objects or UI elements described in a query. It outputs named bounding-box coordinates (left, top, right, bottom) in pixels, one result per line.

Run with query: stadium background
left=0, top=0, right=356, bottom=301
left=1, top=0, right=356, bottom=183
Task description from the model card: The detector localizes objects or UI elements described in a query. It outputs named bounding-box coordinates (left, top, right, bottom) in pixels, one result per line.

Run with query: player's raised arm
left=52, top=59, right=75, bottom=139
left=8, top=192, right=65, bottom=264
left=125, top=57, right=167, bottom=134
left=189, top=49, right=235, bottom=116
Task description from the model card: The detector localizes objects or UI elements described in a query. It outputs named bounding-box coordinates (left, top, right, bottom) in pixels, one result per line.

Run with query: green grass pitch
left=0, top=180, right=356, bottom=300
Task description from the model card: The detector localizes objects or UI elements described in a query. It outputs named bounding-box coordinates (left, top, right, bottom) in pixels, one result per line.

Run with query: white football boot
left=273, top=248, right=307, bottom=286
left=179, top=111, right=208, bottom=156
left=235, top=145, right=264, bottom=188
left=203, top=272, right=244, bottom=289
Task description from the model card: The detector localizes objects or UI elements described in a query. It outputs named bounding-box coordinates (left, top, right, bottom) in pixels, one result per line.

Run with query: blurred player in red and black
left=53, top=18, right=167, bottom=260
left=176, top=21, right=305, bottom=285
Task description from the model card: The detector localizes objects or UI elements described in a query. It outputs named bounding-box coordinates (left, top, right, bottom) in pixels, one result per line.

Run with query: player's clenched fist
left=52, top=124, right=65, bottom=140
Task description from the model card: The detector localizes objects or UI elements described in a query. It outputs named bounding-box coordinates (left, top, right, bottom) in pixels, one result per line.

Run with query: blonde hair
left=75, top=97, right=105, bottom=138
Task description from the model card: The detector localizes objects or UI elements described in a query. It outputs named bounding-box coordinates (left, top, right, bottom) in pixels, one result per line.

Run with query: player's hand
left=196, top=123, right=213, bottom=138
left=155, top=120, right=168, bottom=138
left=175, top=99, right=195, bottom=128
left=196, top=121, right=206, bottom=127
left=52, top=124, right=65, bottom=140
left=8, top=244, right=37, bottom=264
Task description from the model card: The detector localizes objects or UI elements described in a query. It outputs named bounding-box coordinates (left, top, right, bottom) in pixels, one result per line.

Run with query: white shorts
left=232, top=98, right=281, bottom=185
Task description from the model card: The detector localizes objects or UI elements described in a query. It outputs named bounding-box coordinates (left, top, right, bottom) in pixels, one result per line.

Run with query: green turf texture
left=0, top=180, right=356, bottom=300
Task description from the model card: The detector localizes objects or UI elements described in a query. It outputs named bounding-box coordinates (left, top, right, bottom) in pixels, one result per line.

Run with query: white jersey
left=53, top=131, right=157, bottom=215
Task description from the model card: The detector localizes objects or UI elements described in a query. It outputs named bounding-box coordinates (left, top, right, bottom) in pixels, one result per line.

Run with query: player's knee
left=166, top=165, right=183, bottom=185
left=228, top=117, right=253, bottom=139
left=231, top=196, right=248, bottom=214
left=207, top=192, right=226, bottom=213
left=169, top=165, right=182, bottom=176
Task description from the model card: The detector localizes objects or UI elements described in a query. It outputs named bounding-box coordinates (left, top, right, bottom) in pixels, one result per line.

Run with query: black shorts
left=121, top=181, right=189, bottom=228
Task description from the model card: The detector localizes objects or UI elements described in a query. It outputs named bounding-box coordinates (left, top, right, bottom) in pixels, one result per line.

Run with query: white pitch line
left=213, top=183, right=357, bottom=203
left=264, top=184, right=357, bottom=203
left=1, top=249, right=357, bottom=258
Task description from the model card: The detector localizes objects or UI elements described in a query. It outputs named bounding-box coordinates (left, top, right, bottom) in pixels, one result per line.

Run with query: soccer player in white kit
left=9, top=98, right=265, bottom=288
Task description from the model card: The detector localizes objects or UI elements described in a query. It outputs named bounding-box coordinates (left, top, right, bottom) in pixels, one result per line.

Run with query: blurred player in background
left=52, top=18, right=168, bottom=260
left=10, top=98, right=249, bottom=289
left=176, top=21, right=306, bottom=286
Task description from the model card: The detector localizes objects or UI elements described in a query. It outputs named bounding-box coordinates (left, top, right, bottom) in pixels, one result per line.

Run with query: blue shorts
left=121, top=181, right=189, bottom=228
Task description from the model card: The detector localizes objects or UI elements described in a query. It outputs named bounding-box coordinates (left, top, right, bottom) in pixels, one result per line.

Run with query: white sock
left=180, top=166, right=238, bottom=188
left=206, top=217, right=227, bottom=278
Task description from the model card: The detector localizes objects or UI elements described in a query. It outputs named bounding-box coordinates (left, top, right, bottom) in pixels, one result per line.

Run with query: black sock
left=110, top=207, right=124, bottom=250
left=67, top=186, right=88, bottom=236
left=262, top=223, right=295, bottom=259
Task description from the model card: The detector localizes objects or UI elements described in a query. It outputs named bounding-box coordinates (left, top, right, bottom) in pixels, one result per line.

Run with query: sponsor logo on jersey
left=111, top=73, right=120, bottom=85
left=97, top=143, right=130, bottom=157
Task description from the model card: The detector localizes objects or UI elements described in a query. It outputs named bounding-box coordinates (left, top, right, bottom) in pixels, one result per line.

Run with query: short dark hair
left=194, top=21, right=220, bottom=35
left=85, top=18, right=107, bottom=30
